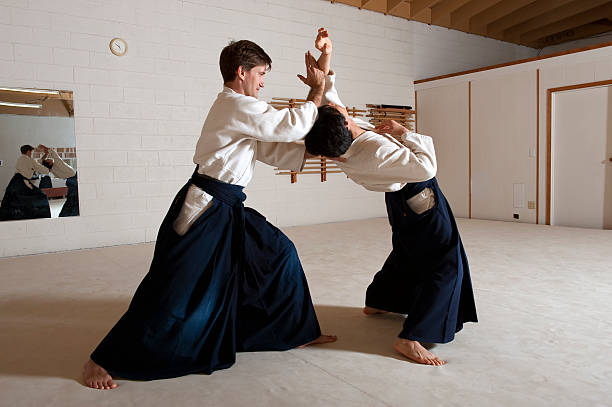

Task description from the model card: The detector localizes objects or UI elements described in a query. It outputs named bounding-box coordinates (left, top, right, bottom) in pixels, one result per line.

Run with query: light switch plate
left=513, top=183, right=525, bottom=208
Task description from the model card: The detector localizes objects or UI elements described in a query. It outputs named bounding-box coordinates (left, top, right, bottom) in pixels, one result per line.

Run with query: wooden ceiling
left=328, top=0, right=612, bottom=48
left=0, top=88, right=73, bottom=117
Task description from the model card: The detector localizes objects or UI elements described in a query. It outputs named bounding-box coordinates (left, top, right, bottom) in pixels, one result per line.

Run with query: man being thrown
left=38, top=144, right=79, bottom=217
left=83, top=37, right=336, bottom=389
left=303, top=31, right=477, bottom=366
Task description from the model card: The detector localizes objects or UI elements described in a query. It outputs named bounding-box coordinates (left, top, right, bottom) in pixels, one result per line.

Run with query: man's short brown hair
left=20, top=144, right=34, bottom=155
left=219, top=40, right=272, bottom=83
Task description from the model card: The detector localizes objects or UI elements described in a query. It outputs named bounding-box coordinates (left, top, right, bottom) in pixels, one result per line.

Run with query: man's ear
left=237, top=66, right=246, bottom=80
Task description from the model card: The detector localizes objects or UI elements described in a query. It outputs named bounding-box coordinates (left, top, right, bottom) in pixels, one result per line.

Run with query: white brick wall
left=0, top=0, right=535, bottom=257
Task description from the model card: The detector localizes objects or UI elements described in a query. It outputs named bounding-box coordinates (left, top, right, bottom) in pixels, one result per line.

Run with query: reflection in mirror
left=0, top=87, right=78, bottom=221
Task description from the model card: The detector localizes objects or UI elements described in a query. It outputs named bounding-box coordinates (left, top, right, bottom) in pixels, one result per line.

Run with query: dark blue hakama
left=0, top=173, right=51, bottom=221
left=58, top=173, right=79, bottom=217
left=90, top=171, right=321, bottom=380
left=38, top=175, right=52, bottom=189
left=365, top=177, right=477, bottom=343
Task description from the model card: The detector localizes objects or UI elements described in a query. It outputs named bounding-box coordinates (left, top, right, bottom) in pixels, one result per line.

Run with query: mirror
left=0, top=87, right=78, bottom=221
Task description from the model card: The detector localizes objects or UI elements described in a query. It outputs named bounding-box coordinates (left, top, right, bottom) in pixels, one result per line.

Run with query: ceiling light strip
left=0, top=101, right=42, bottom=109
left=0, top=87, right=60, bottom=95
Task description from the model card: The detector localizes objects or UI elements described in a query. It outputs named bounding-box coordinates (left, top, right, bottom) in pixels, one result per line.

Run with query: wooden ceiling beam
left=430, top=0, right=472, bottom=25
left=330, top=1, right=362, bottom=7
left=527, top=20, right=612, bottom=48
left=47, top=91, right=73, bottom=101
left=387, top=0, right=405, bottom=14
left=519, top=3, right=612, bottom=45
left=486, top=0, right=576, bottom=36
left=60, top=99, right=74, bottom=117
left=469, top=0, right=536, bottom=34
left=503, top=0, right=611, bottom=43
left=450, top=0, right=504, bottom=31
left=359, top=0, right=374, bottom=9
left=324, top=0, right=612, bottom=48
left=409, top=0, right=442, bottom=17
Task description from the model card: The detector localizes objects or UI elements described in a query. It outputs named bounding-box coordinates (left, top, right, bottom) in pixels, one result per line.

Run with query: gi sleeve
left=321, top=72, right=373, bottom=130
left=19, top=156, right=50, bottom=176
left=230, top=96, right=318, bottom=143
left=48, top=149, right=76, bottom=178
left=256, top=141, right=306, bottom=172
left=357, top=132, right=437, bottom=184
left=400, top=131, right=437, bottom=179
left=321, top=71, right=345, bottom=107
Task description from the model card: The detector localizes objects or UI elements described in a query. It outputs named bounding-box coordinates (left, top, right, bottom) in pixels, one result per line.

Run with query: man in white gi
left=15, top=144, right=50, bottom=182
left=37, top=144, right=79, bottom=217
left=84, top=35, right=337, bottom=389
left=304, top=32, right=477, bottom=366
left=0, top=145, right=52, bottom=220
left=38, top=144, right=76, bottom=180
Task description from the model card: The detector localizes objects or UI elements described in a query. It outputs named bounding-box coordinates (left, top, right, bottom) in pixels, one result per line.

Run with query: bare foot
left=393, top=338, right=446, bottom=366
left=363, top=306, right=388, bottom=315
left=82, top=359, right=117, bottom=389
left=297, top=334, right=338, bottom=348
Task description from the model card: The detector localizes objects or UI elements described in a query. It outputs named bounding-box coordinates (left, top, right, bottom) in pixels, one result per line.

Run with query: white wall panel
left=416, top=83, right=470, bottom=218
left=471, top=71, right=537, bottom=223
left=416, top=44, right=612, bottom=226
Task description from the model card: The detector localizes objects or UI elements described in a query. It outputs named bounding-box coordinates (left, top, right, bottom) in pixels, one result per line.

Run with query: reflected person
left=0, top=144, right=51, bottom=220
left=39, top=144, right=79, bottom=217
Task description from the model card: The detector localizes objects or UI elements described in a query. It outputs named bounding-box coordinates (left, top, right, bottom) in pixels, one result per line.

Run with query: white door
left=551, top=85, right=612, bottom=229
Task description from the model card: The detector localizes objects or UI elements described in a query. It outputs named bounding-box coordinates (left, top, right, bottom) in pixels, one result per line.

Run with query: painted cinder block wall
left=0, top=0, right=535, bottom=257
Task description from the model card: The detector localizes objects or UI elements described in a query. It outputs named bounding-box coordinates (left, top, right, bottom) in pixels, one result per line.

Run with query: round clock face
left=109, top=37, right=127, bottom=56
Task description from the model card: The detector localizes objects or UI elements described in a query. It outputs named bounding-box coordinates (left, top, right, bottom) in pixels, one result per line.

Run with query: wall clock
left=109, top=37, right=128, bottom=56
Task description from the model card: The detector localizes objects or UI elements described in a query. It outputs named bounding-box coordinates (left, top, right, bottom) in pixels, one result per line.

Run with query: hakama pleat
left=365, top=177, right=477, bottom=343
left=91, top=171, right=320, bottom=380
left=0, top=173, right=51, bottom=221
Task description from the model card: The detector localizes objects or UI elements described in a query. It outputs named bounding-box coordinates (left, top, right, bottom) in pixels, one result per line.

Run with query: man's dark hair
left=20, top=144, right=34, bottom=154
left=305, top=105, right=353, bottom=157
left=219, top=40, right=272, bottom=83
left=42, top=159, right=53, bottom=169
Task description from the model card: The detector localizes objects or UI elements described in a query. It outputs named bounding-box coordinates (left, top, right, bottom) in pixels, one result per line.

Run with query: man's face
left=243, top=64, right=267, bottom=98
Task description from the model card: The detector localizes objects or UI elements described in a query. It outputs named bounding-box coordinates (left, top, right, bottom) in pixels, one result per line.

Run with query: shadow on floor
left=312, top=304, right=412, bottom=361
left=0, top=297, right=130, bottom=381
left=0, top=299, right=412, bottom=380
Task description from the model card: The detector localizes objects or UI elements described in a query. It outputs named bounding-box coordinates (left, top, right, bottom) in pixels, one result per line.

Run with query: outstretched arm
left=372, top=120, right=437, bottom=181
left=298, top=51, right=325, bottom=107
left=315, top=27, right=332, bottom=76
left=374, top=120, right=408, bottom=136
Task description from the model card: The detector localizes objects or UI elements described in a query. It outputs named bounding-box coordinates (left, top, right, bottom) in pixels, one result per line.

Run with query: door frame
left=546, top=79, right=612, bottom=225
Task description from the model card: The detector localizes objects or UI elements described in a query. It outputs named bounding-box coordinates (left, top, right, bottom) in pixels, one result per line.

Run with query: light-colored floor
left=0, top=218, right=611, bottom=407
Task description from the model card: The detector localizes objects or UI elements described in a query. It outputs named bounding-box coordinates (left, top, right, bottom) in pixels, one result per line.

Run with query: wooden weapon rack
left=366, top=104, right=415, bottom=138
left=272, top=97, right=366, bottom=183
